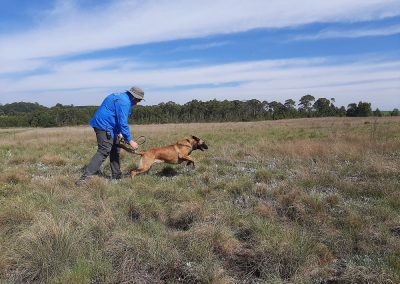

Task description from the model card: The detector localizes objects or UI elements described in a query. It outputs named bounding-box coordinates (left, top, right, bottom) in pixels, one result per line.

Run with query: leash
left=119, top=135, right=146, bottom=145
left=118, top=135, right=146, bottom=154
left=132, top=135, right=146, bottom=146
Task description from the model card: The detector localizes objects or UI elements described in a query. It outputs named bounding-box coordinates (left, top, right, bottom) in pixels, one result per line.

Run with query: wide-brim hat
left=127, top=86, right=145, bottom=100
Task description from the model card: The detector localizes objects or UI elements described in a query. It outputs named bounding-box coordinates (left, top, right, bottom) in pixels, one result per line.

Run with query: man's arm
left=115, top=101, right=138, bottom=149
left=115, top=102, right=131, bottom=141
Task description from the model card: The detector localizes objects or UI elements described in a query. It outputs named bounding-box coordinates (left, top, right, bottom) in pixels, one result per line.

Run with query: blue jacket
left=89, top=92, right=135, bottom=142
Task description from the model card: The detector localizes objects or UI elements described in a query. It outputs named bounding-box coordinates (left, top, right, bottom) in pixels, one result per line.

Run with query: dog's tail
left=117, top=143, right=144, bottom=155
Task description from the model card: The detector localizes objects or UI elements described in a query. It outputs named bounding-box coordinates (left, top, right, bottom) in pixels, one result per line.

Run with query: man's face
left=134, top=98, right=142, bottom=104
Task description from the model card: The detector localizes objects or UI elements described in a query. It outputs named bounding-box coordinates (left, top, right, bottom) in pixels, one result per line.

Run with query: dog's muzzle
left=198, top=143, right=208, bottom=151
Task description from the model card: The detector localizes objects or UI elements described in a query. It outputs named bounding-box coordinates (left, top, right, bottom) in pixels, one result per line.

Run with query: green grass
left=0, top=117, right=400, bottom=283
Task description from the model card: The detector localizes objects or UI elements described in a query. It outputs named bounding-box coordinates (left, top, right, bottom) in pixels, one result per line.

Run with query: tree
left=246, top=99, right=264, bottom=120
left=346, top=101, right=372, bottom=117
left=284, top=99, right=296, bottom=109
left=261, top=101, right=271, bottom=119
left=338, top=106, right=347, bottom=117
left=373, top=108, right=382, bottom=117
left=0, top=98, right=373, bottom=126
left=313, top=98, right=331, bottom=117
left=284, top=99, right=297, bottom=118
left=357, top=102, right=372, bottom=117
left=298, top=94, right=315, bottom=117
left=346, top=103, right=358, bottom=117
left=391, top=108, right=399, bottom=116
left=268, top=101, right=286, bottom=120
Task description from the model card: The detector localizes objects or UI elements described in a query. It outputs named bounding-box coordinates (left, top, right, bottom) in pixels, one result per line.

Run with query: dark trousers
left=82, top=128, right=121, bottom=179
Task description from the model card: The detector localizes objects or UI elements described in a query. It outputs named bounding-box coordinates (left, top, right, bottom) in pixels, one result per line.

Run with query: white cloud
left=294, top=24, right=400, bottom=40
left=0, top=58, right=47, bottom=74
left=0, top=56, right=398, bottom=109
left=1, top=0, right=399, bottom=62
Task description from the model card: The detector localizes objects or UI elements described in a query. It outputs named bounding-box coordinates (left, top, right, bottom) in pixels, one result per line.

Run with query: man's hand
left=129, top=140, right=139, bottom=150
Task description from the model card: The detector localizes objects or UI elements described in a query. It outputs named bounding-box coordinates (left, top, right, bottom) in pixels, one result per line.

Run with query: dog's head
left=191, top=135, right=208, bottom=151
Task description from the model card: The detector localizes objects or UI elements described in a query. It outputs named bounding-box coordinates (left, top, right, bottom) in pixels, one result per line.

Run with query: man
left=76, top=86, right=144, bottom=185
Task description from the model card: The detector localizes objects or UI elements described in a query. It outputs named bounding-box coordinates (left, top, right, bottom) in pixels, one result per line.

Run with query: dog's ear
left=191, top=135, right=200, bottom=142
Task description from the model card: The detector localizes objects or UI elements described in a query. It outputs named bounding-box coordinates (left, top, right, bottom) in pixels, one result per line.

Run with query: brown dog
left=119, top=135, right=208, bottom=177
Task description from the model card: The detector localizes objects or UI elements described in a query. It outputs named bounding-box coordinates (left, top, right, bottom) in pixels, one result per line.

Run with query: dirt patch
left=127, top=206, right=141, bottom=222
left=390, top=226, right=400, bottom=237
left=168, top=214, right=194, bottom=231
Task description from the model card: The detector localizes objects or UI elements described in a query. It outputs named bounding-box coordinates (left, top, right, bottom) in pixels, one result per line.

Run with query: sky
left=0, top=0, right=399, bottom=109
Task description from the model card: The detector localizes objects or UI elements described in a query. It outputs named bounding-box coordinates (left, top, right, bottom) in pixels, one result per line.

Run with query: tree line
left=0, top=95, right=398, bottom=128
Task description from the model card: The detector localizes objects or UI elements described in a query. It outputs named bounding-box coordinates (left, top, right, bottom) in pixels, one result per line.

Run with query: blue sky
left=0, top=0, right=399, bottom=109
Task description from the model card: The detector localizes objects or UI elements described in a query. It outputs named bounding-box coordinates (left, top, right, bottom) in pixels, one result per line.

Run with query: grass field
left=0, top=117, right=399, bottom=283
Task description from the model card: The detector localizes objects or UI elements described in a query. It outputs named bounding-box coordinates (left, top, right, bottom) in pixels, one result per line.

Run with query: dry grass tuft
left=0, top=200, right=34, bottom=234
left=106, top=230, right=197, bottom=283
left=41, top=155, right=67, bottom=166
left=254, top=202, right=277, bottom=219
left=0, top=171, right=28, bottom=184
left=212, top=227, right=243, bottom=257
left=10, top=213, right=82, bottom=283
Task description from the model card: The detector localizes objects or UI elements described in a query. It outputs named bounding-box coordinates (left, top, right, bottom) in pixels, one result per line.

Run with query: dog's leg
left=131, top=166, right=152, bottom=177
left=179, top=155, right=195, bottom=168
left=130, top=157, right=154, bottom=177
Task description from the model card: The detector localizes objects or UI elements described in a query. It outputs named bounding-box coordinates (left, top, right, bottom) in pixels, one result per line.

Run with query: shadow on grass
left=156, top=166, right=178, bottom=177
